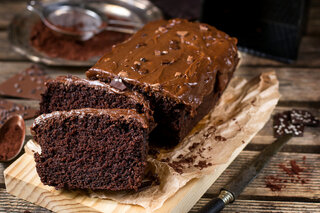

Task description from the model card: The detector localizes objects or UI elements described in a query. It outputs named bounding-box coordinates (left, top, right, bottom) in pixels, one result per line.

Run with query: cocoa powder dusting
left=0, top=124, right=24, bottom=161
left=30, top=21, right=131, bottom=61
left=265, top=158, right=309, bottom=191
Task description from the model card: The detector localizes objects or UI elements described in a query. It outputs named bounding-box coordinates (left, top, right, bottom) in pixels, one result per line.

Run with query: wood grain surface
left=0, top=0, right=319, bottom=212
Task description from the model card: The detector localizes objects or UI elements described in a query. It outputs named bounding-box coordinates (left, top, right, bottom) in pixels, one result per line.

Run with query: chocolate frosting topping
left=87, top=19, right=238, bottom=109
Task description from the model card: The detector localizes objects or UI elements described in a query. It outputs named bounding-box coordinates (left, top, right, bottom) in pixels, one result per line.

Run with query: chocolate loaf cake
left=31, top=108, right=150, bottom=191
left=39, top=75, right=154, bottom=126
left=87, top=19, right=239, bottom=146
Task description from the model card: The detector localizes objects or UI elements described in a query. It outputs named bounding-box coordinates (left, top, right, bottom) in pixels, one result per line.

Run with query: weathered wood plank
left=190, top=199, right=320, bottom=213
left=1, top=151, right=320, bottom=212
left=0, top=188, right=50, bottom=213
left=1, top=151, right=319, bottom=199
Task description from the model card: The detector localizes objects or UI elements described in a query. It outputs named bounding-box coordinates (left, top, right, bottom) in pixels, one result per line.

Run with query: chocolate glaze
left=32, top=108, right=150, bottom=130
left=87, top=19, right=239, bottom=113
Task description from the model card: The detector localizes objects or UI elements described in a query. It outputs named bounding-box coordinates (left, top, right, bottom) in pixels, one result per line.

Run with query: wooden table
left=0, top=0, right=319, bottom=212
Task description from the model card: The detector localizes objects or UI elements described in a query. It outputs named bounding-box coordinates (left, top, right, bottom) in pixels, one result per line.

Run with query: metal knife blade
left=198, top=134, right=292, bottom=213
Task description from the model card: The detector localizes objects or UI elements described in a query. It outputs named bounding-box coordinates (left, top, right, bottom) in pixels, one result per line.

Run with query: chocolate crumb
left=290, top=160, right=304, bottom=175
left=215, top=136, right=226, bottom=141
left=188, top=142, right=200, bottom=151
left=195, top=160, right=212, bottom=170
left=265, top=175, right=284, bottom=191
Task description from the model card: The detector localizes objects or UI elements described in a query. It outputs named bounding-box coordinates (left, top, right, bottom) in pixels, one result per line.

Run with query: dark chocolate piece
left=290, top=109, right=319, bottom=127
left=273, top=112, right=304, bottom=137
left=31, top=108, right=149, bottom=191
left=0, top=99, right=37, bottom=125
left=0, top=65, right=50, bottom=100
left=87, top=19, right=239, bottom=146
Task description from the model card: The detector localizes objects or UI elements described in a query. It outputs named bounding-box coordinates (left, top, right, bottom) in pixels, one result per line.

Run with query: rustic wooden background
left=0, top=0, right=319, bottom=212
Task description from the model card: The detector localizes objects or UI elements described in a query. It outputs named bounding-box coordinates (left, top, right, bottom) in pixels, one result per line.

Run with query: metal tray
left=9, top=0, right=163, bottom=67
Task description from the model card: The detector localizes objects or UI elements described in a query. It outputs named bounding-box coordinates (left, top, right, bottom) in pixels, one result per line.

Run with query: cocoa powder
left=0, top=124, right=24, bottom=161
left=30, top=21, right=131, bottom=61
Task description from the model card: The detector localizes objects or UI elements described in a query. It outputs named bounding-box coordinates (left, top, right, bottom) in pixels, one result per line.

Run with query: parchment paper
left=27, top=71, right=280, bottom=212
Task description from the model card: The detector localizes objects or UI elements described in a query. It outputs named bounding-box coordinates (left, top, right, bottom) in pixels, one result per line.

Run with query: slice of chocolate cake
left=86, top=19, right=239, bottom=146
left=39, top=75, right=154, bottom=127
left=31, top=108, right=150, bottom=191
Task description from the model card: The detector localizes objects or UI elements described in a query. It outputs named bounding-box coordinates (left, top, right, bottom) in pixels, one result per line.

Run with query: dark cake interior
left=39, top=76, right=154, bottom=126
left=31, top=108, right=149, bottom=191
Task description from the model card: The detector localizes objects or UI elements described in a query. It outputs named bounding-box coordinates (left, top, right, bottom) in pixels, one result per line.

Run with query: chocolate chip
left=14, top=83, right=19, bottom=89
left=169, top=40, right=180, bottom=50
left=16, top=88, right=22, bottom=93
left=136, top=43, right=146, bottom=48
left=110, top=78, right=127, bottom=91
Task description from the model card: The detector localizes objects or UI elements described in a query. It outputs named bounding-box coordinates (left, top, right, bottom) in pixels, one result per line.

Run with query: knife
left=198, top=134, right=292, bottom=213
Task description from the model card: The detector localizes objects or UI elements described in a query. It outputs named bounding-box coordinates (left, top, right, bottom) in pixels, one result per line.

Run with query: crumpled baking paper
left=27, top=71, right=280, bottom=212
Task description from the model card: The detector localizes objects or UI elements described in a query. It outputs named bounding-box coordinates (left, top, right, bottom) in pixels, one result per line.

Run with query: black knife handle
left=198, top=198, right=225, bottom=213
